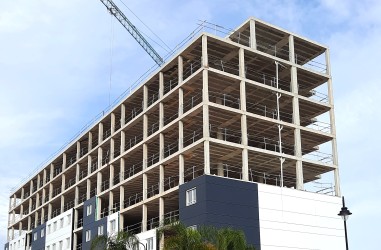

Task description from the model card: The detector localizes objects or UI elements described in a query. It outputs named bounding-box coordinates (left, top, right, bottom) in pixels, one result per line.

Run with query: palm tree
left=90, top=231, right=140, bottom=250
left=158, top=223, right=256, bottom=250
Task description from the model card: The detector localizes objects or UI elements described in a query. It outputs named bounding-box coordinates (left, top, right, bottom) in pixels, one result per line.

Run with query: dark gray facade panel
left=83, top=196, right=97, bottom=227
left=179, top=175, right=261, bottom=249
left=82, top=196, right=108, bottom=249
left=31, top=223, right=46, bottom=250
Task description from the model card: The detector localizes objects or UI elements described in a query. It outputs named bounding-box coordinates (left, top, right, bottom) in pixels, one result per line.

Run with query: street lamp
left=338, top=196, right=352, bottom=250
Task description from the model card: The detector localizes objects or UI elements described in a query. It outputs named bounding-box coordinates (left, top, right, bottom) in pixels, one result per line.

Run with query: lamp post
left=338, top=196, right=352, bottom=250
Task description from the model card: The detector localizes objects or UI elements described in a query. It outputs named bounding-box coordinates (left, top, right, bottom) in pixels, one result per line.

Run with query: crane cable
left=118, top=0, right=172, bottom=53
left=109, top=13, right=115, bottom=106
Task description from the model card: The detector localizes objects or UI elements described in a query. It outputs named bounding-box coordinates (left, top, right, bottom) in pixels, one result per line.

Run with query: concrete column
left=96, top=198, right=102, bottom=220
left=34, top=211, right=39, bottom=228
left=121, top=131, right=126, bottom=154
left=60, top=195, right=65, bottom=213
left=120, top=158, right=125, bottom=181
left=111, top=113, right=116, bottom=134
left=110, top=164, right=114, bottom=187
left=61, top=174, right=66, bottom=192
left=27, top=216, right=31, bottom=231
left=120, top=214, right=124, bottom=231
left=217, top=163, right=224, bottom=177
left=143, top=85, right=148, bottom=110
left=97, top=172, right=102, bottom=195
left=159, top=197, right=164, bottom=223
left=62, top=153, right=67, bottom=171
left=36, top=193, right=40, bottom=209
left=75, top=186, right=79, bottom=206
left=240, top=79, right=249, bottom=181
left=143, top=143, right=148, bottom=170
left=121, top=104, right=126, bottom=127
left=160, top=133, right=165, bottom=161
left=86, top=179, right=91, bottom=199
left=178, top=55, right=183, bottom=84
left=76, top=164, right=80, bottom=182
left=21, top=188, right=25, bottom=202
left=73, top=233, right=78, bottom=249
left=179, top=154, right=184, bottom=184
left=40, top=208, right=45, bottom=225
left=239, top=48, right=245, bottom=78
left=50, top=164, right=54, bottom=180
left=48, top=203, right=52, bottom=220
left=120, top=186, right=125, bottom=211
left=202, top=68, right=210, bottom=175
left=99, top=122, right=104, bottom=144
left=29, top=181, right=33, bottom=196
left=289, top=35, right=295, bottom=64
left=202, top=35, right=208, bottom=67
left=88, top=155, right=92, bottom=175
left=42, top=189, right=46, bottom=205
left=98, top=147, right=103, bottom=168
left=49, top=183, right=53, bottom=200
left=142, top=204, right=147, bottom=232
left=88, top=131, right=93, bottom=152
left=249, top=19, right=257, bottom=50
left=291, top=66, right=304, bottom=190
left=160, top=165, right=165, bottom=193
left=143, top=174, right=147, bottom=200
left=37, top=174, right=41, bottom=189
left=109, top=191, right=114, bottom=213
left=43, top=169, right=47, bottom=185
left=110, top=138, right=115, bottom=161
left=76, top=141, right=81, bottom=160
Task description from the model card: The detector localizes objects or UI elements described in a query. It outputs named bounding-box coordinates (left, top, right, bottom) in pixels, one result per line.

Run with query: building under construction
left=5, top=17, right=345, bottom=250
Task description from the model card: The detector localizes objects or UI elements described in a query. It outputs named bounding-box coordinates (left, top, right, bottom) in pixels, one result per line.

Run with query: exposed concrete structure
left=5, top=17, right=341, bottom=250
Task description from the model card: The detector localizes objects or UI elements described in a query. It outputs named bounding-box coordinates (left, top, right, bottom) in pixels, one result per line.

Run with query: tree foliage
left=158, top=223, right=256, bottom=250
left=90, top=231, right=139, bottom=250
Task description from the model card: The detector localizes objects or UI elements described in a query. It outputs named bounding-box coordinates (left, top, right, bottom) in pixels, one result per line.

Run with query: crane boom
left=99, top=0, right=164, bottom=66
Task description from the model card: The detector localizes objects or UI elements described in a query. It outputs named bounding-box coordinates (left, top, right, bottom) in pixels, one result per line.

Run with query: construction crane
left=99, top=0, right=165, bottom=66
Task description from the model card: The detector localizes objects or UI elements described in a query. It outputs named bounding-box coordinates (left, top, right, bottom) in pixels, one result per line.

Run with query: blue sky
left=1, top=0, right=380, bottom=249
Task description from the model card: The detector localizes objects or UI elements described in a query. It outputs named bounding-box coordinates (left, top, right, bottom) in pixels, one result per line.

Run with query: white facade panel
left=107, top=212, right=119, bottom=236
left=45, top=209, right=73, bottom=250
left=7, top=233, right=26, bottom=250
left=136, top=229, right=157, bottom=250
left=258, top=184, right=345, bottom=250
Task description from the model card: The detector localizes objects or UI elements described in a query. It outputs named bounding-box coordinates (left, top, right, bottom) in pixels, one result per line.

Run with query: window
left=110, top=219, right=116, bottom=233
left=47, top=224, right=51, bottom=234
left=46, top=246, right=50, bottom=250
left=41, top=228, right=45, bottom=237
left=52, top=243, right=56, bottom=250
left=86, top=230, right=91, bottom=242
left=60, top=218, right=64, bottom=228
left=186, top=188, right=197, bottom=206
left=98, top=225, right=104, bottom=235
left=33, top=232, right=37, bottom=241
left=87, top=205, right=92, bottom=216
left=147, top=237, right=154, bottom=250
left=67, top=214, right=71, bottom=225
left=66, top=238, right=70, bottom=248
left=53, top=221, right=57, bottom=231
left=59, top=240, right=63, bottom=250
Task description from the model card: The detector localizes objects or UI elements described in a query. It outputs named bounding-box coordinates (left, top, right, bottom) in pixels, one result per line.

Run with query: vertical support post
left=160, top=165, right=165, bottom=193
left=289, top=43, right=304, bottom=189
left=249, top=19, right=257, bottom=50
left=88, top=131, right=93, bottom=152
left=121, top=104, right=126, bottom=127
left=62, top=153, right=66, bottom=171
left=76, top=141, right=81, bottom=160
left=98, top=122, right=104, bottom=144
left=97, top=172, right=102, bottom=195
left=121, top=131, right=125, bottom=154
left=110, top=138, right=115, bottom=161
left=86, top=179, right=91, bottom=200
left=75, top=186, right=79, bottom=206
left=120, top=185, right=125, bottom=211
left=142, top=204, right=147, bottom=232
left=109, top=191, right=114, bottom=213
left=76, top=164, right=80, bottom=183
left=60, top=195, right=65, bottom=213
left=326, top=49, right=340, bottom=196
left=202, top=36, right=210, bottom=175
left=111, top=112, right=116, bottom=134
left=289, top=34, right=295, bottom=63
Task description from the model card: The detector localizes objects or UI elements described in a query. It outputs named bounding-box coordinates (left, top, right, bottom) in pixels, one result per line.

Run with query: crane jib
left=99, top=0, right=165, bottom=66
